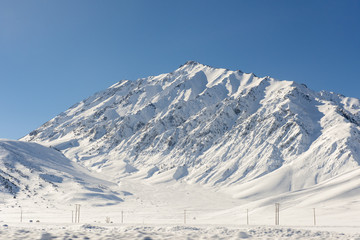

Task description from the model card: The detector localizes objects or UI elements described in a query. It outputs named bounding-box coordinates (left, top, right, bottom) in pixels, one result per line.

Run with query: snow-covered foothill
left=0, top=139, right=126, bottom=212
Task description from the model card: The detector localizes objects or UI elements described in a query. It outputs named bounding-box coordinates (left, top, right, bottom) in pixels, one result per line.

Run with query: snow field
left=1, top=224, right=360, bottom=240
left=1, top=202, right=359, bottom=227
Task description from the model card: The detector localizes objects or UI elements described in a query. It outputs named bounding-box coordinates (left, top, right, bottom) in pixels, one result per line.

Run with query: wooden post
left=246, top=209, right=249, bottom=225
left=313, top=208, right=316, bottom=226
left=72, top=210, right=74, bottom=223
left=121, top=210, right=124, bottom=224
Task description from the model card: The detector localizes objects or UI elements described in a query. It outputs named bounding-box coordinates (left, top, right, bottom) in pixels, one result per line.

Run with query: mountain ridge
left=21, top=61, right=360, bottom=198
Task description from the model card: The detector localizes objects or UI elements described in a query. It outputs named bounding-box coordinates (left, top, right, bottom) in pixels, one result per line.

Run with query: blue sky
left=1, top=0, right=359, bottom=140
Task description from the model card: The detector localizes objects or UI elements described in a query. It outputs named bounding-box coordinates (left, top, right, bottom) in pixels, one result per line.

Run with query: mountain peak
left=178, top=61, right=235, bottom=73
left=178, top=60, right=203, bottom=69
left=184, top=60, right=200, bottom=66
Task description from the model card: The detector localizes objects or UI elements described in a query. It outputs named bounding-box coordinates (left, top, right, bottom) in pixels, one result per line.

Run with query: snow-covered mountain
left=21, top=61, right=360, bottom=198
left=0, top=139, right=126, bottom=208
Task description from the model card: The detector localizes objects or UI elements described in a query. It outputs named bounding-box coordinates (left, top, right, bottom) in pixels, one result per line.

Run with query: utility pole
left=78, top=204, right=80, bottom=223
left=246, top=209, right=249, bottom=225
left=20, top=206, right=22, bottom=223
left=75, top=205, right=77, bottom=223
left=275, top=203, right=280, bottom=225
left=74, top=204, right=81, bottom=223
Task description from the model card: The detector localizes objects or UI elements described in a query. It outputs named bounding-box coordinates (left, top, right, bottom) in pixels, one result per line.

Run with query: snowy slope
left=0, top=139, right=126, bottom=209
left=21, top=61, right=360, bottom=201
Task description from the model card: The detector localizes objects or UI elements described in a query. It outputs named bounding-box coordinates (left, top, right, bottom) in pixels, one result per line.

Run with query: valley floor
left=1, top=176, right=360, bottom=239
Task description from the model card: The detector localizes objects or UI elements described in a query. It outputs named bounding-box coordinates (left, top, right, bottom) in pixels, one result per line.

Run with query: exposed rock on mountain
left=22, top=61, right=360, bottom=195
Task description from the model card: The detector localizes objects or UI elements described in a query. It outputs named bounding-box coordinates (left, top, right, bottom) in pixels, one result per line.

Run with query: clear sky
left=1, top=0, right=359, bottom=140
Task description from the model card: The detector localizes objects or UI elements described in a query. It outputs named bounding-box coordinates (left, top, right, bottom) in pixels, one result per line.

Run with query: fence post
left=313, top=208, right=316, bottom=226
left=121, top=210, right=124, bottom=224
left=72, top=210, right=74, bottom=223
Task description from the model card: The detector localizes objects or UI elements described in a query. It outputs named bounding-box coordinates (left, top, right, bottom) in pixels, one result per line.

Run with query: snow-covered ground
left=1, top=223, right=360, bottom=239
left=1, top=175, right=360, bottom=239
left=2, top=62, right=360, bottom=239
left=1, top=170, right=360, bottom=238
